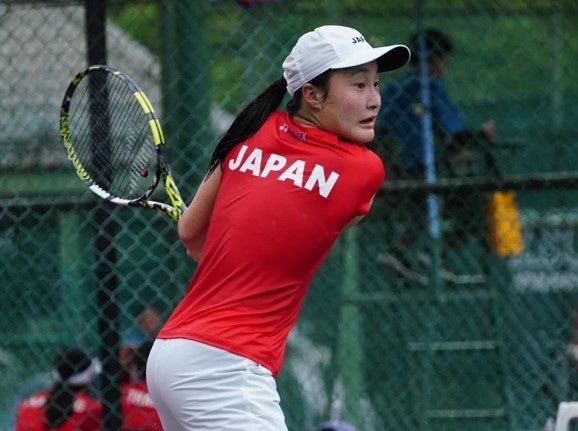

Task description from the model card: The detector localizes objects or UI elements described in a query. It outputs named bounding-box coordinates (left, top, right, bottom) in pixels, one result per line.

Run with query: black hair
left=44, top=348, right=92, bottom=429
left=208, top=77, right=287, bottom=175
left=409, top=27, right=453, bottom=65
left=207, top=70, right=332, bottom=176
left=285, top=70, right=331, bottom=116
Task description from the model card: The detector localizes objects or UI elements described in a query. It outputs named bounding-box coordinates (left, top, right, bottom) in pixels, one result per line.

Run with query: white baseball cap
left=283, top=25, right=411, bottom=96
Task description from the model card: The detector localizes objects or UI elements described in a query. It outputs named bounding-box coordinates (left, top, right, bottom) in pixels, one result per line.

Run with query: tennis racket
left=59, top=64, right=186, bottom=222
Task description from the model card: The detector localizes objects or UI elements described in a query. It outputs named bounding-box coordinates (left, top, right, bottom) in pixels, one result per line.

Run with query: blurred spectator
left=123, top=306, right=162, bottom=349
left=136, top=307, right=161, bottom=341
left=314, top=419, right=358, bottom=431
left=15, top=347, right=102, bottom=431
left=377, top=27, right=497, bottom=178
left=121, top=341, right=162, bottom=431
left=376, top=27, right=496, bottom=285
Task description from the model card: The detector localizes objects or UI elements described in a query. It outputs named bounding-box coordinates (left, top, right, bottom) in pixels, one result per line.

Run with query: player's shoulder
left=334, top=143, right=385, bottom=186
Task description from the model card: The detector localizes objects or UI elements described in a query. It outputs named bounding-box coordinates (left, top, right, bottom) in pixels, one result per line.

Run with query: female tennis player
left=146, top=25, right=410, bottom=431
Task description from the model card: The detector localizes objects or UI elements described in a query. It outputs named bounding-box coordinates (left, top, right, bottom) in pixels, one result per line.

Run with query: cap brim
left=332, top=44, right=410, bottom=73
left=376, top=45, right=411, bottom=72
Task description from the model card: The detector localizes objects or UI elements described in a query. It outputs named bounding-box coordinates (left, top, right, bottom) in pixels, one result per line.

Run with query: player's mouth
left=360, top=116, right=376, bottom=128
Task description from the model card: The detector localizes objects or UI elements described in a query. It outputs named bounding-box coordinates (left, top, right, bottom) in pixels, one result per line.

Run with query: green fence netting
left=2, top=1, right=578, bottom=430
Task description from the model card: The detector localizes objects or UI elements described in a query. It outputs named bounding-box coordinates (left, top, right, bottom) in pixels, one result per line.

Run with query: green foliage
left=108, top=2, right=161, bottom=55
left=107, top=1, right=578, bottom=112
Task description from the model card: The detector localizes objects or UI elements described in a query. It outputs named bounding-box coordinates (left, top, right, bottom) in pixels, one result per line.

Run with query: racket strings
left=68, top=71, right=158, bottom=201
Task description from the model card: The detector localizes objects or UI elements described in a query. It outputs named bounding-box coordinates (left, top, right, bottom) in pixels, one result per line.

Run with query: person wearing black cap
left=15, top=347, right=102, bottom=431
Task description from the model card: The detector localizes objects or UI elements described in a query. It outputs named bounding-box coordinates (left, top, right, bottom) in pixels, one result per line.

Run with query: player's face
left=319, top=61, right=381, bottom=144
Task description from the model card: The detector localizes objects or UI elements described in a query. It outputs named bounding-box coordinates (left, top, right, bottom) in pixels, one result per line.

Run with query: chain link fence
left=2, top=1, right=578, bottom=430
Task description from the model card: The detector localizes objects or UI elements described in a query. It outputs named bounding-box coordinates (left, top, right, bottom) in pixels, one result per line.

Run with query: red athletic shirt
left=121, top=381, right=162, bottom=431
left=15, top=390, right=102, bottom=431
left=158, top=111, right=385, bottom=376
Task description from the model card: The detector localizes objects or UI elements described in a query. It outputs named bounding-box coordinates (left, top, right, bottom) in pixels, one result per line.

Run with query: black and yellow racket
left=59, top=64, right=186, bottom=222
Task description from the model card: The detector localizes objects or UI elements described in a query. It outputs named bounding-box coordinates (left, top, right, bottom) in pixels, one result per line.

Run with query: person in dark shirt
left=376, top=28, right=497, bottom=284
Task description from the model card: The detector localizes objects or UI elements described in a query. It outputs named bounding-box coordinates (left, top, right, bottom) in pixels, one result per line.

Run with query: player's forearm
left=178, top=167, right=222, bottom=259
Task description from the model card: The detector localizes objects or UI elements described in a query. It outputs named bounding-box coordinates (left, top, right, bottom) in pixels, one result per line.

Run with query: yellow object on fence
left=486, top=190, right=524, bottom=256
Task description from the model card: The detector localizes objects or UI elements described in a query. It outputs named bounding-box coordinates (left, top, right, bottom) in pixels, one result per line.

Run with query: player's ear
left=301, top=83, right=324, bottom=109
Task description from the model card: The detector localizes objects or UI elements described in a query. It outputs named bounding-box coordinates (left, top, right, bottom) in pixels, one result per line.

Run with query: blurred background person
left=376, top=27, right=497, bottom=285
left=15, top=347, right=102, bottom=431
left=377, top=26, right=497, bottom=178
left=122, top=306, right=162, bottom=349
left=120, top=340, right=162, bottom=431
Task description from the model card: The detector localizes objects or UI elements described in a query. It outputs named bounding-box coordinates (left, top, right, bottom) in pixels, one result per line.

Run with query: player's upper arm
left=178, top=166, right=222, bottom=261
left=345, top=214, right=365, bottom=229
left=345, top=195, right=377, bottom=229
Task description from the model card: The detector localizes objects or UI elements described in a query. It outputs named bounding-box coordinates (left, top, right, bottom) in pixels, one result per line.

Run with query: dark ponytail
left=44, top=382, right=75, bottom=429
left=208, top=77, right=287, bottom=175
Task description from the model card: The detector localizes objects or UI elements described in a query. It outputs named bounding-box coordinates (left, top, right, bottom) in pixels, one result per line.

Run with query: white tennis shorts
left=146, top=338, right=287, bottom=431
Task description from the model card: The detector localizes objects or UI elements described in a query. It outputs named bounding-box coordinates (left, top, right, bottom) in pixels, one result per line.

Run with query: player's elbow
left=185, top=246, right=203, bottom=262
left=178, top=226, right=203, bottom=250
left=178, top=221, right=206, bottom=257
left=180, top=236, right=204, bottom=262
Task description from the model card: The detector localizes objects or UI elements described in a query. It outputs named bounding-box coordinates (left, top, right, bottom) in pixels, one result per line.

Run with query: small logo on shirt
left=279, top=122, right=307, bottom=141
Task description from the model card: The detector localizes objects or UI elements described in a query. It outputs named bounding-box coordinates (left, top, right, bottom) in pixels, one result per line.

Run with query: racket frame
left=59, top=65, right=186, bottom=222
